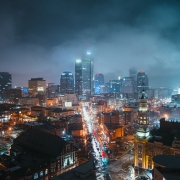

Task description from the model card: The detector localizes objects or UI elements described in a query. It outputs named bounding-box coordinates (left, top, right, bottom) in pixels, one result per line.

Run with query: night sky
left=1, top=0, right=180, bottom=87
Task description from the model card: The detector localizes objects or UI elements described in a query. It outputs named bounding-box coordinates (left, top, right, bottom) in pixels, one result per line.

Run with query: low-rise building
left=0, top=129, right=78, bottom=180
left=153, top=154, right=180, bottom=180
left=19, top=97, right=39, bottom=106
left=50, top=159, right=96, bottom=180
left=50, top=108, right=75, bottom=119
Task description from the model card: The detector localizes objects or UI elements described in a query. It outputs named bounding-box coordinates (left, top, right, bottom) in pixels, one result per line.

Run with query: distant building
left=155, top=88, right=172, bottom=99
left=28, top=78, right=46, bottom=96
left=137, top=70, right=149, bottom=93
left=47, top=83, right=60, bottom=98
left=63, top=94, right=78, bottom=106
left=60, top=71, right=74, bottom=94
left=123, top=106, right=138, bottom=125
left=159, top=104, right=180, bottom=120
left=120, top=77, right=134, bottom=94
left=109, top=80, right=121, bottom=93
left=3, top=88, right=22, bottom=104
left=28, top=78, right=46, bottom=106
left=19, top=97, right=39, bottom=106
left=129, top=67, right=137, bottom=92
left=172, top=94, right=180, bottom=104
left=94, top=73, right=104, bottom=94
left=104, top=82, right=110, bottom=93
left=146, top=89, right=155, bottom=99
left=129, top=67, right=137, bottom=81
left=0, top=72, right=12, bottom=101
left=50, top=108, right=75, bottom=119
left=153, top=155, right=180, bottom=180
left=75, top=56, right=93, bottom=97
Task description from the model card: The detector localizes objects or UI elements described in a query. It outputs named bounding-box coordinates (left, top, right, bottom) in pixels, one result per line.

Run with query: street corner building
left=0, top=129, right=78, bottom=180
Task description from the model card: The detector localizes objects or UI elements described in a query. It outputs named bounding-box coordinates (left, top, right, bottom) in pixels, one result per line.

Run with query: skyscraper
left=109, top=80, right=121, bottom=93
left=129, top=67, right=137, bottom=81
left=94, top=73, right=104, bottom=94
left=137, top=70, right=149, bottom=93
left=60, top=71, right=74, bottom=94
left=75, top=55, right=93, bottom=97
left=129, top=67, right=137, bottom=92
left=120, top=77, right=134, bottom=94
left=0, top=72, right=12, bottom=101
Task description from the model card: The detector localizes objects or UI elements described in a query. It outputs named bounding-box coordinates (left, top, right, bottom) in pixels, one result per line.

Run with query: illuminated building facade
left=28, top=78, right=46, bottom=96
left=75, top=57, right=93, bottom=97
left=120, top=77, right=134, bottom=94
left=60, top=71, right=74, bottom=94
left=94, top=73, right=104, bottom=94
left=109, top=80, right=121, bottom=93
left=0, top=72, right=12, bottom=101
left=137, top=71, right=149, bottom=93
left=134, top=89, right=150, bottom=169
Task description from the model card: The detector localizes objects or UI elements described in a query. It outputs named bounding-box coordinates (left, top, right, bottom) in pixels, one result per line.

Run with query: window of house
left=34, top=173, right=38, bottom=179
left=45, top=169, right=48, bottom=175
left=40, top=171, right=43, bottom=177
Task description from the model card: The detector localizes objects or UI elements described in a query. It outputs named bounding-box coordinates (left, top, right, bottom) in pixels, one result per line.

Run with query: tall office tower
left=28, top=78, right=46, bottom=97
left=129, top=67, right=137, bottom=92
left=60, top=71, right=74, bottom=94
left=75, top=55, right=93, bottom=97
left=109, top=80, right=121, bottom=93
left=94, top=73, right=104, bottom=94
left=0, top=72, right=12, bottom=101
left=137, top=70, right=149, bottom=93
left=104, top=82, right=110, bottom=93
left=129, top=67, right=137, bottom=81
left=134, top=89, right=150, bottom=169
left=120, top=77, right=134, bottom=94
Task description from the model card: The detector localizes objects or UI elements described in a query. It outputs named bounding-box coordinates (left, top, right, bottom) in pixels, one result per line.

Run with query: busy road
left=82, top=106, right=110, bottom=180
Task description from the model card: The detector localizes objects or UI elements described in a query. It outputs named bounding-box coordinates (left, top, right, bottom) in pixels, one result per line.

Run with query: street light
left=164, top=114, right=168, bottom=120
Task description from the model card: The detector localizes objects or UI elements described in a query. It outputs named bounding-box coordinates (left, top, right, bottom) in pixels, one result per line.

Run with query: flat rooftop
left=153, top=155, right=180, bottom=169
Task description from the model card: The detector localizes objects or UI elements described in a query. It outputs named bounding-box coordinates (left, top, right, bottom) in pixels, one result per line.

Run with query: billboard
left=65, top=102, right=72, bottom=107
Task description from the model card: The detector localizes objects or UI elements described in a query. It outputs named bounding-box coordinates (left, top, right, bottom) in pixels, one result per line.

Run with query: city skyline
left=1, top=1, right=180, bottom=87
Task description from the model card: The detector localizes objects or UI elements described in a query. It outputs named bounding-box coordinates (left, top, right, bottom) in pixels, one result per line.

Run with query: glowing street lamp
left=164, top=114, right=168, bottom=120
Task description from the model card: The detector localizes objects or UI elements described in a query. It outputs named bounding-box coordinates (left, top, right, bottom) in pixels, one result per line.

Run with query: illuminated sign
left=76, top=59, right=81, bottom=63
left=65, top=102, right=72, bottom=107
left=37, top=87, right=44, bottom=91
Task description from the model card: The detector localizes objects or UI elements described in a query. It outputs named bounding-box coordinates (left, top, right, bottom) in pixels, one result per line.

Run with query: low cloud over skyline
left=1, top=0, right=180, bottom=87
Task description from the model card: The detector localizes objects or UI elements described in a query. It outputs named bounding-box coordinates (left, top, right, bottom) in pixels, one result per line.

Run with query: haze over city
left=1, top=0, right=180, bottom=87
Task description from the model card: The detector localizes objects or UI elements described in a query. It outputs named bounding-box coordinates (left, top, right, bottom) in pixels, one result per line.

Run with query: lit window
left=45, top=169, right=48, bottom=175
left=40, top=171, right=43, bottom=177
left=34, top=173, right=38, bottom=179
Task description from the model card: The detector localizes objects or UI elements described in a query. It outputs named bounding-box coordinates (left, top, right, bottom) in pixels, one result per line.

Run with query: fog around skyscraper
left=1, top=1, right=180, bottom=87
